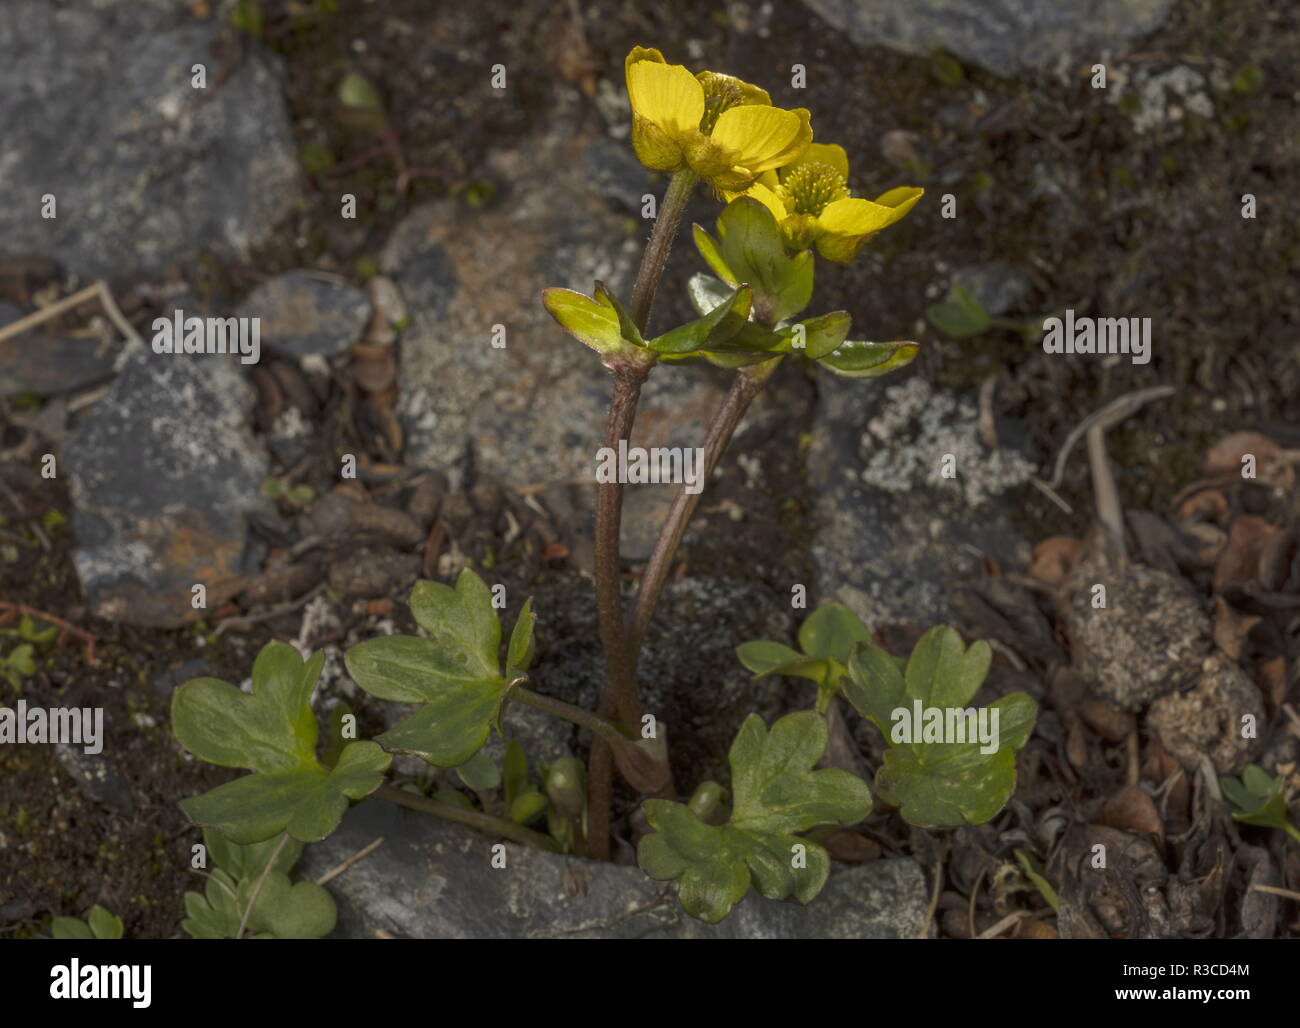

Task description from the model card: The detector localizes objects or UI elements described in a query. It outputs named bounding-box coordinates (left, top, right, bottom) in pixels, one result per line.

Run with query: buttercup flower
left=727, top=142, right=923, bottom=262
left=625, top=46, right=812, bottom=192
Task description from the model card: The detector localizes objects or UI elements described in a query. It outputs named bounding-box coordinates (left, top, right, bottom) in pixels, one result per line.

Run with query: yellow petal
left=624, top=46, right=666, bottom=79
left=815, top=189, right=923, bottom=262
left=731, top=180, right=789, bottom=223
left=783, top=142, right=849, bottom=181
left=710, top=105, right=812, bottom=178
left=872, top=186, right=925, bottom=213
left=627, top=59, right=704, bottom=138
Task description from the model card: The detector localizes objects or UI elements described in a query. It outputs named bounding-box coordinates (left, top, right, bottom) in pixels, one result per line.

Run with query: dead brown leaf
left=1029, top=535, right=1081, bottom=586
left=1213, top=596, right=1261, bottom=660
left=1100, top=784, right=1165, bottom=846
left=1213, top=515, right=1276, bottom=594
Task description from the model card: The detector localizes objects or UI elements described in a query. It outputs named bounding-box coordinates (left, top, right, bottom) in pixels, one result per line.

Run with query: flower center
left=698, top=72, right=750, bottom=133
left=778, top=162, right=849, bottom=216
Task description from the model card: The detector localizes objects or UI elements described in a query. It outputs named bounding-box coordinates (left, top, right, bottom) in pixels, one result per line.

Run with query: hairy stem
left=628, top=170, right=698, bottom=332
left=588, top=170, right=697, bottom=860
left=627, top=358, right=780, bottom=658
left=376, top=784, right=561, bottom=852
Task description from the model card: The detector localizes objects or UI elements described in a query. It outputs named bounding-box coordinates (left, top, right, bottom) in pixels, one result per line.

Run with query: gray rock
left=951, top=263, right=1032, bottom=318
left=809, top=372, right=1033, bottom=631
left=54, top=744, right=134, bottom=817
left=384, top=131, right=727, bottom=485
left=800, top=0, right=1176, bottom=77
left=0, top=301, right=122, bottom=397
left=300, top=798, right=928, bottom=938
left=235, top=271, right=371, bottom=360
left=0, top=3, right=300, bottom=280
left=64, top=348, right=270, bottom=626
left=327, top=548, right=420, bottom=598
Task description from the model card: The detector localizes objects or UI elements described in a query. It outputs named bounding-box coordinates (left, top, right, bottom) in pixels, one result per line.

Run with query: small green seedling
left=51, top=905, right=123, bottom=940
left=638, top=711, right=871, bottom=923
left=1220, top=765, right=1300, bottom=843
left=738, top=602, right=873, bottom=712
left=844, top=626, right=1037, bottom=828
left=183, top=829, right=335, bottom=939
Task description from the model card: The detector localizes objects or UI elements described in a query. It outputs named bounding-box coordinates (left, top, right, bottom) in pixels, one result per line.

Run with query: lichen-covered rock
left=809, top=372, right=1032, bottom=632
left=1147, top=653, right=1265, bottom=775
left=64, top=348, right=270, bottom=626
left=1064, top=560, right=1211, bottom=711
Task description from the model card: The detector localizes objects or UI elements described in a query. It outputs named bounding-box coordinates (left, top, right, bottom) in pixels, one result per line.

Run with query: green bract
left=182, top=829, right=336, bottom=939
left=344, top=569, right=530, bottom=767
left=1220, top=765, right=1300, bottom=841
left=541, top=279, right=751, bottom=363
left=843, top=626, right=1037, bottom=828
left=694, top=197, right=813, bottom=325
left=172, top=642, right=391, bottom=843
left=738, top=602, right=873, bottom=712
left=820, top=338, right=920, bottom=379
left=638, top=711, right=871, bottom=923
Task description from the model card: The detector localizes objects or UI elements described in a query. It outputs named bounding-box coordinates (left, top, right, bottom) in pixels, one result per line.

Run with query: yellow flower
left=728, top=143, right=923, bottom=262
left=625, top=46, right=812, bottom=192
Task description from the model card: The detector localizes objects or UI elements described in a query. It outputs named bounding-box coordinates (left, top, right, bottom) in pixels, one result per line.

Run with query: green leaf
left=686, top=273, right=734, bottom=317
left=541, top=281, right=643, bottom=357
left=509, top=787, right=549, bottom=825
left=203, top=828, right=302, bottom=881
left=248, top=872, right=336, bottom=939
left=692, top=225, right=738, bottom=286
left=638, top=711, right=871, bottom=923
left=180, top=743, right=392, bottom=844
left=338, top=71, right=382, bottom=112
left=542, top=285, right=638, bottom=358
left=346, top=570, right=509, bottom=766
left=736, top=603, right=871, bottom=705
left=699, top=198, right=814, bottom=324
left=173, top=642, right=390, bottom=843
left=455, top=750, right=501, bottom=791
left=844, top=628, right=1037, bottom=828
left=646, top=284, right=751, bottom=355
left=786, top=311, right=852, bottom=360
left=1220, top=765, right=1300, bottom=839
left=182, top=868, right=242, bottom=939
left=798, top=603, right=873, bottom=663
left=86, top=905, right=123, bottom=939
left=51, top=916, right=94, bottom=940
left=736, top=640, right=828, bottom=685
left=1015, top=849, right=1059, bottom=912
left=820, top=339, right=919, bottom=379
left=505, top=598, right=535, bottom=680
left=926, top=283, right=990, bottom=338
